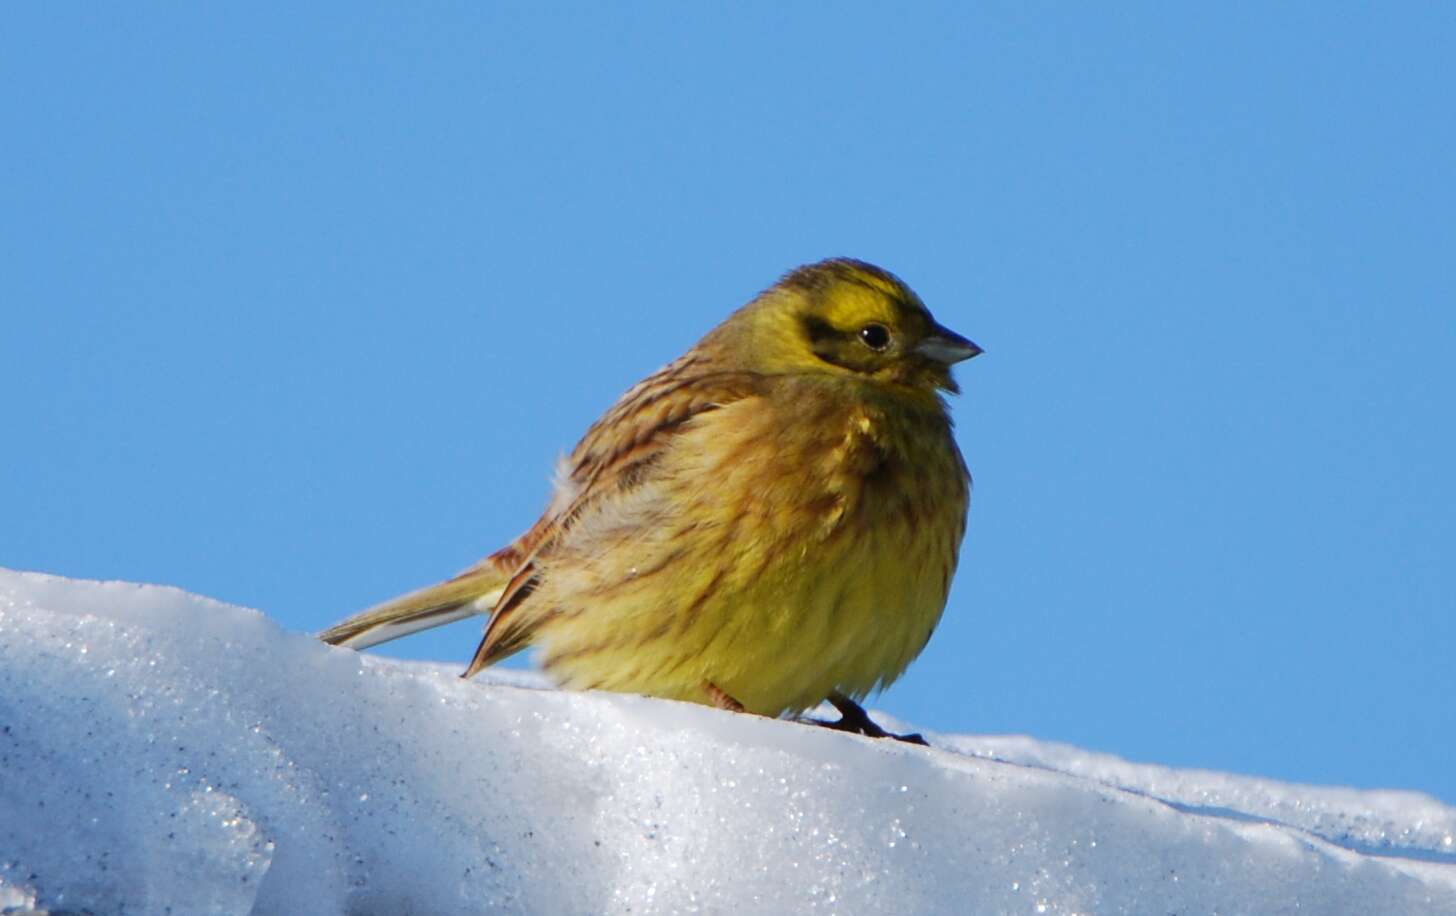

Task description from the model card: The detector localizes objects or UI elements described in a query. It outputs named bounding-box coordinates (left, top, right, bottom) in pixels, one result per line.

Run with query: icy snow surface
left=1, top=568, right=1453, bottom=915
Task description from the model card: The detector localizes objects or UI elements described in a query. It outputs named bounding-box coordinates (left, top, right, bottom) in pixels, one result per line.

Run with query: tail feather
left=318, top=572, right=507, bottom=651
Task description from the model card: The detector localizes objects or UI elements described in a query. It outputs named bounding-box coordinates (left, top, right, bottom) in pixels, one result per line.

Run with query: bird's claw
left=812, top=693, right=929, bottom=746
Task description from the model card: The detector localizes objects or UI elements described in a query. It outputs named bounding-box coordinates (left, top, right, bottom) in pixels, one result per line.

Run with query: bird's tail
left=318, top=568, right=508, bottom=651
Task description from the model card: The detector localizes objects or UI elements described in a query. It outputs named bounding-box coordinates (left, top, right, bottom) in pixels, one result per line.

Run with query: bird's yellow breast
left=528, top=376, right=970, bottom=717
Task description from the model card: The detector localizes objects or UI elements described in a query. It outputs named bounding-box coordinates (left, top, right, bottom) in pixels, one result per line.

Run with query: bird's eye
left=858, top=323, right=891, bottom=351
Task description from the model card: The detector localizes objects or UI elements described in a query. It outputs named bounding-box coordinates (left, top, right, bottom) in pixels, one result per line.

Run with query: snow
left=1, top=568, right=1453, bottom=916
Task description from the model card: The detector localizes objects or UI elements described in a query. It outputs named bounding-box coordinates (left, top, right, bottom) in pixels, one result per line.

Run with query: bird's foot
left=813, top=693, right=928, bottom=746
left=704, top=681, right=747, bottom=713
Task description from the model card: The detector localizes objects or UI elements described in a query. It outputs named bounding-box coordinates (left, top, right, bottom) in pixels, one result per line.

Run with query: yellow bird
left=320, top=258, right=980, bottom=741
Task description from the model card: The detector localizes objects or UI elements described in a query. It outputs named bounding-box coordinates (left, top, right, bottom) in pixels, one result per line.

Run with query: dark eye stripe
left=800, top=314, right=892, bottom=373
left=802, top=316, right=837, bottom=345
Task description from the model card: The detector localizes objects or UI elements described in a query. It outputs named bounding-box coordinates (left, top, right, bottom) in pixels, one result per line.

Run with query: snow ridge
left=1, top=568, right=1453, bottom=915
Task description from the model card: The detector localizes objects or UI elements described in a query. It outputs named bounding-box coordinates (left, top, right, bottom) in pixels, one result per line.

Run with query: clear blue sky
left=4, top=5, right=1453, bottom=802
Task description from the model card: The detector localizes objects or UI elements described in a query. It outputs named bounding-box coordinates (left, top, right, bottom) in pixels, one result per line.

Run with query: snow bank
left=1, top=568, right=1453, bottom=915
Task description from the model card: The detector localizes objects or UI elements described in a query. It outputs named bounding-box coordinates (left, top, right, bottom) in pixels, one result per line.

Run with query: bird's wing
left=322, top=362, right=755, bottom=656
left=461, top=361, right=763, bottom=675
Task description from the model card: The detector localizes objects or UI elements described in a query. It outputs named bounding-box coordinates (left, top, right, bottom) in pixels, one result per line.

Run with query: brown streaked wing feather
left=460, top=563, right=540, bottom=676
left=460, top=359, right=763, bottom=677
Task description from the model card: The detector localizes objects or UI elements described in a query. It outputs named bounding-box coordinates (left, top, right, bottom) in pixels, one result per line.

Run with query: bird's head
left=720, top=258, right=981, bottom=396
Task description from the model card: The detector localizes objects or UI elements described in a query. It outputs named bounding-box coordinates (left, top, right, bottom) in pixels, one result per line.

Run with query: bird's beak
left=916, top=322, right=983, bottom=364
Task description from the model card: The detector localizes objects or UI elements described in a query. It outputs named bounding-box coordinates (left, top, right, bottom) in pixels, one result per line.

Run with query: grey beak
left=916, top=322, right=983, bottom=364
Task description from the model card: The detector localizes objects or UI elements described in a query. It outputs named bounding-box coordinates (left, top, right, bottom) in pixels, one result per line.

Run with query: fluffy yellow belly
left=528, top=387, right=968, bottom=717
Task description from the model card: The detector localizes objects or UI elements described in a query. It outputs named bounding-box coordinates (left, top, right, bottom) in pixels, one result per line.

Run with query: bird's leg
left=815, top=692, right=929, bottom=746
left=704, top=681, right=747, bottom=713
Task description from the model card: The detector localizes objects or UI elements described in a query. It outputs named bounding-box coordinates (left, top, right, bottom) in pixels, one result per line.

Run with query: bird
left=319, top=257, right=980, bottom=741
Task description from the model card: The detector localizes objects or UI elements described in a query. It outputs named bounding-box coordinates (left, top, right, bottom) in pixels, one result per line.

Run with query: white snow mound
left=1, top=568, right=1453, bottom=915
